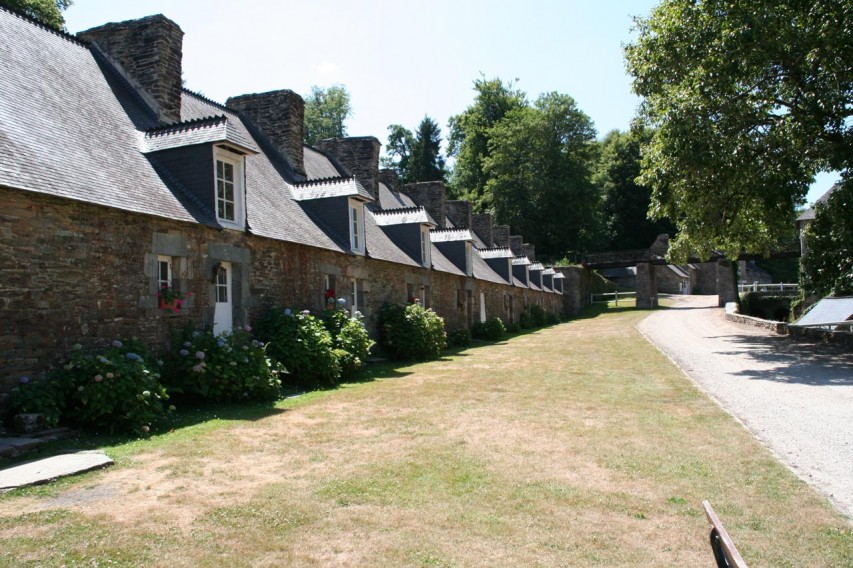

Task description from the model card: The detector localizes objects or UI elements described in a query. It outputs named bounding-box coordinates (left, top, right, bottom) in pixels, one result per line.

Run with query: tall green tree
left=594, top=129, right=675, bottom=251
left=625, top=0, right=853, bottom=262
left=382, top=116, right=446, bottom=184
left=484, top=92, right=600, bottom=257
left=1, top=0, right=71, bottom=29
left=303, top=84, right=352, bottom=146
left=802, top=178, right=853, bottom=297
left=447, top=77, right=526, bottom=206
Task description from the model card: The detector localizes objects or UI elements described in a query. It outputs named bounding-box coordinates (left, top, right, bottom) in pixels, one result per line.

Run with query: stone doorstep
left=0, top=451, right=114, bottom=491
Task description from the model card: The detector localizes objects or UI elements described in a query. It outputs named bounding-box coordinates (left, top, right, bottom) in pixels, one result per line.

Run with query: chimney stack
left=314, top=137, right=381, bottom=200
left=227, top=90, right=306, bottom=176
left=445, top=200, right=473, bottom=229
left=402, top=181, right=447, bottom=228
left=509, top=235, right=524, bottom=257
left=79, top=15, right=184, bottom=125
left=471, top=213, right=494, bottom=247
left=493, top=225, right=511, bottom=248
left=378, top=168, right=399, bottom=192
left=522, top=243, right=536, bottom=261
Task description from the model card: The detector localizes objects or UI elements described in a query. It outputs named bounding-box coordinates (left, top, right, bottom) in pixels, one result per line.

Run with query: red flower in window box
left=325, top=288, right=336, bottom=299
left=158, top=285, right=189, bottom=314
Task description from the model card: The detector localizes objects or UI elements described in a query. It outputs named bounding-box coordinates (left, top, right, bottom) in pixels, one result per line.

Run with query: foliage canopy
left=383, top=116, right=446, bottom=184
left=0, top=0, right=70, bottom=29
left=304, top=84, right=352, bottom=146
left=625, top=0, right=853, bottom=261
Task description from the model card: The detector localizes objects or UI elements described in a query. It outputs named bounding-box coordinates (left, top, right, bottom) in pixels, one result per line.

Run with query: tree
left=594, top=129, right=675, bottom=250
left=1, top=0, right=71, bottom=29
left=447, top=77, right=527, bottom=206
left=303, top=85, right=352, bottom=146
left=625, top=0, right=853, bottom=262
left=801, top=178, right=853, bottom=296
left=382, top=116, right=446, bottom=184
left=484, top=92, right=600, bottom=257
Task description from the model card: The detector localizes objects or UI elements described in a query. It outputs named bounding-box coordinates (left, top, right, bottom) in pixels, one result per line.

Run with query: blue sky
left=64, top=0, right=837, bottom=204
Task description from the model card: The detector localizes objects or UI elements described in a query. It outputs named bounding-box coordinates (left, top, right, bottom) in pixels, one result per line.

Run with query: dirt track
left=638, top=295, right=853, bottom=520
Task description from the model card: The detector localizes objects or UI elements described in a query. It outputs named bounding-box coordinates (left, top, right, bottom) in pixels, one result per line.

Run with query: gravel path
left=637, top=295, right=853, bottom=520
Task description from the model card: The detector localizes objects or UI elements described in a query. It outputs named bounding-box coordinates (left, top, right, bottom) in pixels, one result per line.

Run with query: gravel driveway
left=637, top=295, right=853, bottom=520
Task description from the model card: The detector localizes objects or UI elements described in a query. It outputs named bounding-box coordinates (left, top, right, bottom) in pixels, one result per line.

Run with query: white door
left=213, top=261, right=233, bottom=335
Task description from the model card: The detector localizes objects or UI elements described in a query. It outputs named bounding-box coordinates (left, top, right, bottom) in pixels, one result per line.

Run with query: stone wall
left=1, top=187, right=564, bottom=410
left=693, top=262, right=718, bottom=295
left=556, top=266, right=590, bottom=315
left=378, top=169, right=399, bottom=192
left=79, top=15, right=184, bottom=125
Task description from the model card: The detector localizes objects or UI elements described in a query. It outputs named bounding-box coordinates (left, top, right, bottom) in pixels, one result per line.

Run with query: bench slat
left=702, top=500, right=749, bottom=568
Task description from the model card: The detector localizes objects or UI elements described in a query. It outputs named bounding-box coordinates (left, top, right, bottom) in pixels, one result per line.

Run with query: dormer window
left=348, top=198, right=365, bottom=254
left=214, top=147, right=245, bottom=230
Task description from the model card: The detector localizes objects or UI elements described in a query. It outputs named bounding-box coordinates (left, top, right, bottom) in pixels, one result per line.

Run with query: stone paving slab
left=0, top=451, right=113, bottom=490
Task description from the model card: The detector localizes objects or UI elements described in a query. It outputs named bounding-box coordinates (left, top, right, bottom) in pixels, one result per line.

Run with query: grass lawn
left=1, top=306, right=851, bottom=567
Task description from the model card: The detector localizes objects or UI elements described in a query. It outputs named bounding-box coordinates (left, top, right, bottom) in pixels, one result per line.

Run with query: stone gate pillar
left=716, top=259, right=737, bottom=307
left=636, top=262, right=658, bottom=308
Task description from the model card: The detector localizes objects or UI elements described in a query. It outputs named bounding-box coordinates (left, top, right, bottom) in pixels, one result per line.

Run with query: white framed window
left=156, top=255, right=172, bottom=289
left=350, top=279, right=359, bottom=316
left=348, top=199, right=365, bottom=254
left=216, top=265, right=229, bottom=303
left=421, top=285, right=431, bottom=309
left=420, top=227, right=431, bottom=267
left=214, top=147, right=245, bottom=230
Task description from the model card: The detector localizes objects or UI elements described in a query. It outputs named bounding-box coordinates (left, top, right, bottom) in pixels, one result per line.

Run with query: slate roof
left=430, top=247, right=467, bottom=277
left=529, top=262, right=545, bottom=271
left=180, top=91, right=347, bottom=251
left=430, top=228, right=475, bottom=243
left=471, top=252, right=507, bottom=284
left=378, top=182, right=417, bottom=209
left=512, top=276, right=528, bottom=288
left=363, top=206, right=420, bottom=267
left=543, top=268, right=556, bottom=276
left=797, top=183, right=838, bottom=223
left=142, top=115, right=258, bottom=154
left=373, top=206, right=434, bottom=226
left=512, top=257, right=532, bottom=266
left=0, top=8, right=203, bottom=225
left=553, top=272, right=566, bottom=280
left=303, top=146, right=346, bottom=179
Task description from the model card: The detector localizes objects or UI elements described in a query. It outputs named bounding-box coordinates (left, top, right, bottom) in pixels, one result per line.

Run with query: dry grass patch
left=1, top=308, right=851, bottom=567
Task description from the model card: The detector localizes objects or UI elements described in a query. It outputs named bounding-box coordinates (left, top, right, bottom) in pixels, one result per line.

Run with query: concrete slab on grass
left=0, top=451, right=113, bottom=490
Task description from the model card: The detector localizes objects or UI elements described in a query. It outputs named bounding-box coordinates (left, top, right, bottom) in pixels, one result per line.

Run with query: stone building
left=0, top=9, right=564, bottom=407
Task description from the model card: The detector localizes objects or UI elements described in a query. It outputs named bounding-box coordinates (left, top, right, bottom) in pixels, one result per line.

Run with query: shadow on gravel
left=714, top=334, right=853, bottom=386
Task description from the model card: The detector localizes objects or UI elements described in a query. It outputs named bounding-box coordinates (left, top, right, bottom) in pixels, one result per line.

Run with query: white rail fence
left=590, top=291, right=636, bottom=305
left=738, top=282, right=799, bottom=294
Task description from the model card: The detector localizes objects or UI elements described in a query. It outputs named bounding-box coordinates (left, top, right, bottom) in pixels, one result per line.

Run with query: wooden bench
left=702, top=500, right=748, bottom=568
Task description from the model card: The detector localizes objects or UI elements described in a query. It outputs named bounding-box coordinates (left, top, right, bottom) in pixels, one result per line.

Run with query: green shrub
left=528, top=305, right=547, bottom=327
left=379, top=302, right=446, bottom=360
left=321, top=308, right=375, bottom=379
left=11, top=340, right=171, bottom=435
left=258, top=308, right=341, bottom=389
left=163, top=327, right=283, bottom=402
left=519, top=310, right=534, bottom=329
left=505, top=322, right=521, bottom=334
left=738, top=293, right=793, bottom=322
left=472, top=317, right=506, bottom=341
left=447, top=328, right=472, bottom=348
left=545, top=312, right=561, bottom=325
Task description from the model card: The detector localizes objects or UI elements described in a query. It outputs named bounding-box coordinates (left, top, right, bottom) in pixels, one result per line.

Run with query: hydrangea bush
left=321, top=307, right=375, bottom=379
left=163, top=326, right=283, bottom=402
left=10, top=340, right=171, bottom=435
left=379, top=301, right=446, bottom=361
left=258, top=308, right=341, bottom=390
left=472, top=317, right=506, bottom=341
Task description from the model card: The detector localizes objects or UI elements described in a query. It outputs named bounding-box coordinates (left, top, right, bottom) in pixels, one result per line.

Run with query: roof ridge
left=183, top=88, right=232, bottom=113
left=144, top=115, right=227, bottom=136
left=1, top=5, right=89, bottom=47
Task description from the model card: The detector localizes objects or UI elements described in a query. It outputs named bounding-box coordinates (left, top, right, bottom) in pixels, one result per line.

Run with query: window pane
left=224, top=202, right=234, bottom=221
left=223, top=162, right=234, bottom=182
left=217, top=161, right=224, bottom=178
left=223, top=181, right=234, bottom=201
left=218, top=201, right=225, bottom=219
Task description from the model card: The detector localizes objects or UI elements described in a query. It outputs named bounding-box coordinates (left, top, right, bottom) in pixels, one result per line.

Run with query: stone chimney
left=471, top=213, right=494, bottom=247
left=378, top=168, right=399, bottom=192
left=314, top=137, right=381, bottom=199
left=402, top=181, right=446, bottom=228
left=493, top=225, right=511, bottom=248
left=227, top=90, right=306, bottom=176
left=522, top=243, right=536, bottom=261
left=445, top=200, right=472, bottom=229
left=509, top=235, right=524, bottom=257
left=79, top=15, right=184, bottom=125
